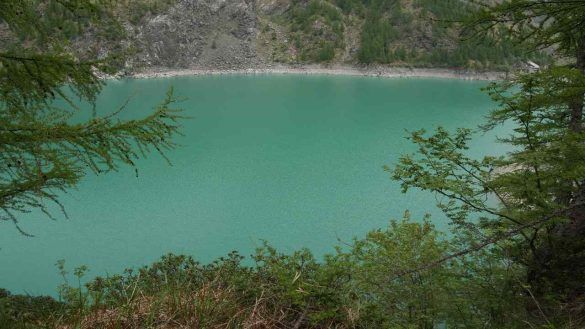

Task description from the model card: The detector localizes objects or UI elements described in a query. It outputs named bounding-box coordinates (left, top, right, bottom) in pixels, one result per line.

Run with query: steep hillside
left=256, top=0, right=548, bottom=69
left=82, top=0, right=549, bottom=72
left=110, top=0, right=264, bottom=70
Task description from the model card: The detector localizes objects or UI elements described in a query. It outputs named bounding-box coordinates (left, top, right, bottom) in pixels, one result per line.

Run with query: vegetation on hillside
left=289, top=0, right=345, bottom=62
left=264, top=0, right=550, bottom=68
left=113, top=0, right=177, bottom=25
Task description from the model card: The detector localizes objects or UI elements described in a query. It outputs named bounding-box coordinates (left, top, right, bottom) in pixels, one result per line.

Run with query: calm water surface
left=1, top=75, right=503, bottom=295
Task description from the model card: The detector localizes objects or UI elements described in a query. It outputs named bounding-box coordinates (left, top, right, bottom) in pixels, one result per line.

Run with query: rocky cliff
left=124, top=0, right=264, bottom=70
left=93, top=0, right=546, bottom=73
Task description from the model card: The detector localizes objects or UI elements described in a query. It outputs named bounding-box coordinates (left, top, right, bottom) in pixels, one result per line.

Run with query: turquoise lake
left=0, top=75, right=504, bottom=296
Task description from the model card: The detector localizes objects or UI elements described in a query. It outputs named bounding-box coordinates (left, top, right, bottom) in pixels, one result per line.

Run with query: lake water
left=0, top=75, right=502, bottom=296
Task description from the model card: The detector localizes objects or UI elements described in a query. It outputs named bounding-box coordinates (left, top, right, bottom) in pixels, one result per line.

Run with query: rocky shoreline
left=128, top=64, right=508, bottom=81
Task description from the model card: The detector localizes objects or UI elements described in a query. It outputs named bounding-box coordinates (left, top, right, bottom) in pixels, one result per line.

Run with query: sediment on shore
left=126, top=65, right=508, bottom=81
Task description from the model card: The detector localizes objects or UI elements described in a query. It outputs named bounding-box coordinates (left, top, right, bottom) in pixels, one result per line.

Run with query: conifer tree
left=0, top=0, right=182, bottom=234
left=465, top=0, right=585, bottom=130
left=391, top=0, right=585, bottom=322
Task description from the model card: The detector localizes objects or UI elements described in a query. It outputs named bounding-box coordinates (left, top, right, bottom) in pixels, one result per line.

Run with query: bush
left=0, top=216, right=539, bottom=328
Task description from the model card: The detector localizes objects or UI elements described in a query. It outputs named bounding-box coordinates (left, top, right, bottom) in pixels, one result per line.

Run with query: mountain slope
left=95, top=0, right=549, bottom=72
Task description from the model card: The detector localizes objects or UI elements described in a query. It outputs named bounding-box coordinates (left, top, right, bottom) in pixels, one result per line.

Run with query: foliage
left=389, top=70, right=585, bottom=325
left=331, top=216, right=452, bottom=328
left=0, top=0, right=183, bottom=234
left=0, top=289, right=64, bottom=329
left=389, top=0, right=585, bottom=325
left=356, top=0, right=549, bottom=68
left=463, top=0, right=585, bottom=129
left=2, top=1, right=585, bottom=328
left=284, top=0, right=546, bottom=68
left=289, top=0, right=345, bottom=62
left=462, top=0, right=585, bottom=59
left=0, top=218, right=534, bottom=328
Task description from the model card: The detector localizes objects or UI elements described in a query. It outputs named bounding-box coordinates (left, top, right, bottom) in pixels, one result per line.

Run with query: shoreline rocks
left=127, top=64, right=507, bottom=81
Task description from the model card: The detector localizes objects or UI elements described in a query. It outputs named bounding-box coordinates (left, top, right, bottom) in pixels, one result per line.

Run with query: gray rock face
left=128, top=0, right=265, bottom=70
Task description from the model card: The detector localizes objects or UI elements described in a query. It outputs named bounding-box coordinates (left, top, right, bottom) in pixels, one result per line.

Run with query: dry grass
left=57, top=284, right=332, bottom=329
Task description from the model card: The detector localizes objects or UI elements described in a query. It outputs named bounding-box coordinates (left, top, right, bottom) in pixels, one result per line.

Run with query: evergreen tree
left=0, top=1, right=182, bottom=234
left=391, top=0, right=585, bottom=323
left=464, top=0, right=585, bottom=130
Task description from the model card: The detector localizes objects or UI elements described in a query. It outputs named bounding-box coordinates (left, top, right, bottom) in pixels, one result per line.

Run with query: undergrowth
left=0, top=217, right=572, bottom=328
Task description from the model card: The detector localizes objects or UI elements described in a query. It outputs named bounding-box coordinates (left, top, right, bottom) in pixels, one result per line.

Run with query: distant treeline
left=281, top=0, right=549, bottom=68
left=41, top=0, right=548, bottom=69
